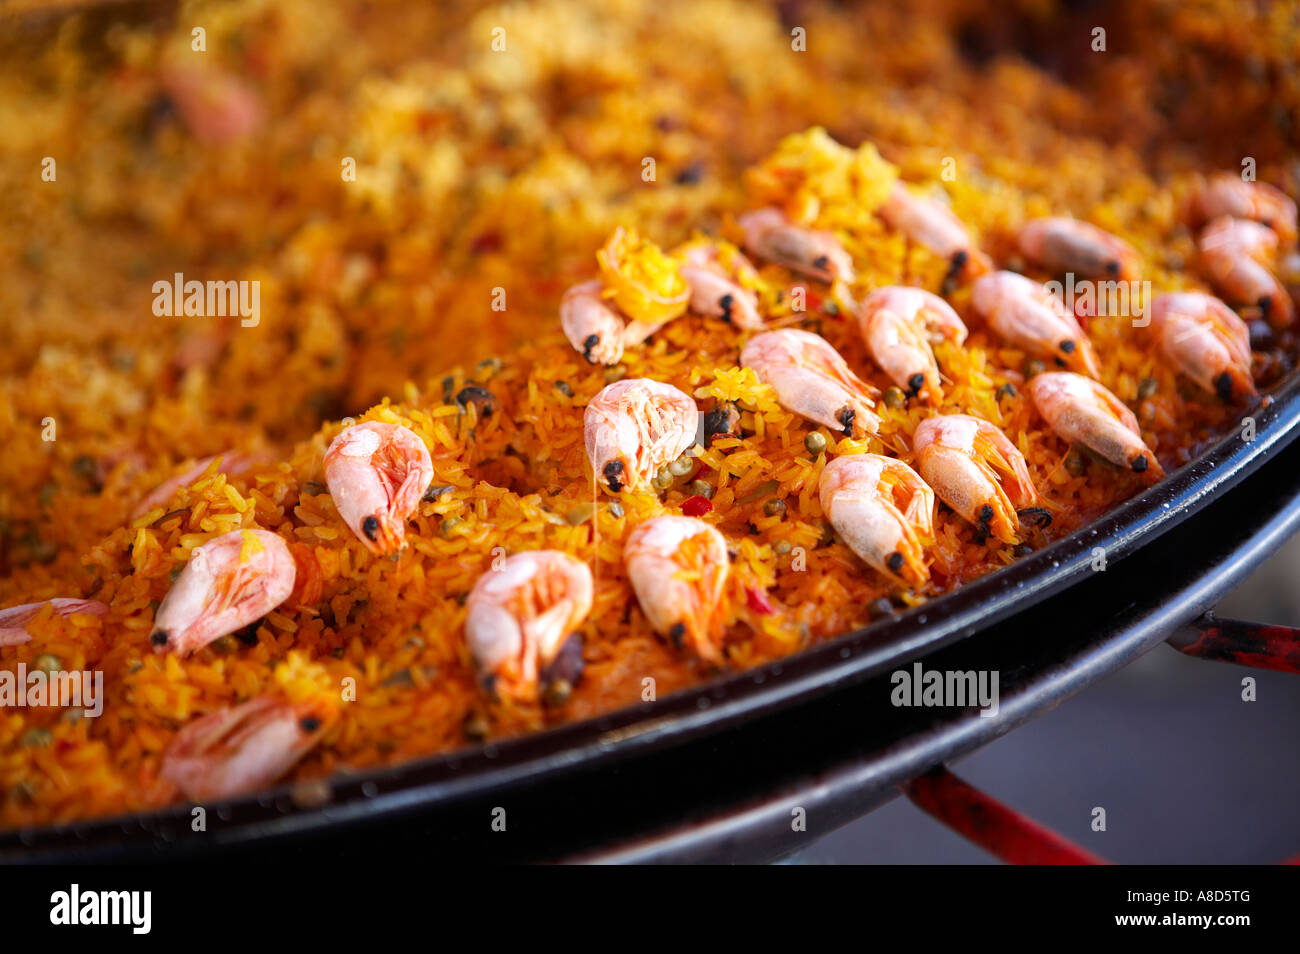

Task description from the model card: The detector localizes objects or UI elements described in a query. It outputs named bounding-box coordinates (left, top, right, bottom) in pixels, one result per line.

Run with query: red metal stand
left=1166, top=613, right=1300, bottom=673
left=902, top=766, right=1107, bottom=865
left=905, top=617, right=1300, bottom=864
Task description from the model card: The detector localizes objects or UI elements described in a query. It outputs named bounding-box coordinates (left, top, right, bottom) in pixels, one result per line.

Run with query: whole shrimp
left=584, top=378, right=699, bottom=494
left=158, top=62, right=264, bottom=146
left=1190, top=173, right=1297, bottom=246
left=324, top=421, right=435, bottom=555
left=624, top=515, right=730, bottom=663
left=1018, top=217, right=1141, bottom=281
left=561, top=228, right=692, bottom=365
left=161, top=695, right=330, bottom=802
left=912, top=414, right=1044, bottom=545
left=465, top=550, right=593, bottom=704
left=676, top=240, right=764, bottom=329
left=1198, top=216, right=1294, bottom=327
left=741, top=329, right=880, bottom=437
left=858, top=286, right=968, bottom=405
left=877, top=182, right=992, bottom=284
left=737, top=207, right=856, bottom=285
left=1028, top=372, right=1164, bottom=482
left=561, top=280, right=628, bottom=365
left=972, top=271, right=1102, bottom=377
left=151, top=529, right=296, bottom=656
left=1150, top=292, right=1255, bottom=402
left=818, top=454, right=935, bottom=587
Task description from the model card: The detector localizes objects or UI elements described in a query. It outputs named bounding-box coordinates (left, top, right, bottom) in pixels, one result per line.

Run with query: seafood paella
left=2, top=0, right=1300, bottom=828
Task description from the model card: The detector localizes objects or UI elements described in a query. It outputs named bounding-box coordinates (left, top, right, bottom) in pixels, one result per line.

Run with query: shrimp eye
left=603, top=460, right=625, bottom=492
left=813, top=255, right=830, bottom=271
left=361, top=515, right=380, bottom=540
left=299, top=717, right=321, bottom=733
left=1131, top=456, right=1149, bottom=473
left=907, top=373, right=925, bottom=393
left=886, top=552, right=905, bottom=572
left=150, top=630, right=169, bottom=646
left=943, top=250, right=968, bottom=289
left=1105, top=260, right=1120, bottom=277
left=1215, top=372, right=1234, bottom=402
left=582, top=333, right=600, bottom=362
left=1258, top=297, right=1273, bottom=318
left=669, top=622, right=686, bottom=648
left=1016, top=507, right=1053, bottom=529
left=718, top=293, right=735, bottom=322
left=838, top=407, right=856, bottom=435
left=979, top=505, right=994, bottom=523
left=1059, top=339, right=1076, bottom=354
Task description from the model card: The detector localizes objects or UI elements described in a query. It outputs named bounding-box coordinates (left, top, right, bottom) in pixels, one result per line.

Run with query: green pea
left=668, top=455, right=695, bottom=477
left=20, top=727, right=52, bottom=748
left=689, top=480, right=715, bottom=500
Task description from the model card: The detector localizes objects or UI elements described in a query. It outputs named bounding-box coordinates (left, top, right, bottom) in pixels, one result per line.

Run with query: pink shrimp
left=1018, top=217, right=1141, bottom=281
left=678, top=243, right=763, bottom=329
left=161, top=695, right=330, bottom=803
left=0, top=598, right=108, bottom=648
left=972, top=270, right=1102, bottom=377
left=1028, top=372, right=1164, bottom=483
left=818, top=454, right=934, bottom=587
left=151, top=529, right=296, bottom=656
left=877, top=182, right=992, bottom=283
left=1150, top=293, right=1255, bottom=402
left=584, top=378, right=699, bottom=494
left=324, top=421, right=434, bottom=554
left=1190, top=174, right=1297, bottom=246
left=159, top=63, right=264, bottom=146
left=913, top=415, right=1043, bottom=545
left=858, top=286, right=968, bottom=405
left=624, top=515, right=730, bottom=663
left=1198, top=216, right=1294, bottom=327
left=741, top=329, right=880, bottom=437
left=465, top=550, right=593, bottom=704
left=737, top=208, right=856, bottom=284
left=131, top=450, right=264, bottom=519
left=561, top=279, right=626, bottom=365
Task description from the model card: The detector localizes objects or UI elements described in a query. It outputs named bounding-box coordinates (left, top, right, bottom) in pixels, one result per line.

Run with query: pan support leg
left=1165, top=612, right=1300, bottom=672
